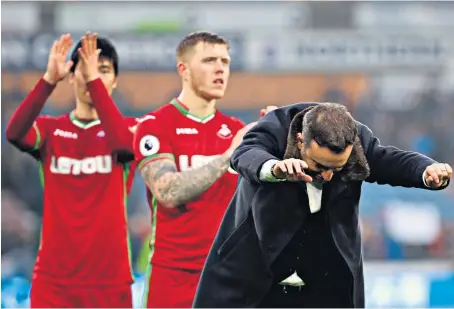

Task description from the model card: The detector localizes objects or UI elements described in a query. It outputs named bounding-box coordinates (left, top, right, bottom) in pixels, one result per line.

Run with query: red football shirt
left=133, top=99, right=245, bottom=271
left=15, top=111, right=137, bottom=285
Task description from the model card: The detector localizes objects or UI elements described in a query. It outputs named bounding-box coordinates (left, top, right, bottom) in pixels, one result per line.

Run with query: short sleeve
left=133, top=114, right=174, bottom=172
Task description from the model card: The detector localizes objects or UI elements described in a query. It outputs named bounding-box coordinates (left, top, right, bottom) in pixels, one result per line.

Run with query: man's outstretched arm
left=135, top=118, right=254, bottom=208
left=141, top=155, right=231, bottom=208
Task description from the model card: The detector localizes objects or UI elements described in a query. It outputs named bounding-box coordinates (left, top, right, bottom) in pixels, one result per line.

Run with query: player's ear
left=112, top=76, right=118, bottom=89
left=297, top=133, right=304, bottom=150
left=177, top=61, right=189, bottom=80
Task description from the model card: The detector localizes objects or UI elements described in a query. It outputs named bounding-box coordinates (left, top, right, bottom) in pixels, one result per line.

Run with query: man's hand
left=272, top=158, right=313, bottom=182
left=224, top=122, right=257, bottom=157
left=77, top=32, right=101, bottom=82
left=424, top=163, right=452, bottom=188
left=43, top=33, right=74, bottom=85
left=260, top=105, right=278, bottom=118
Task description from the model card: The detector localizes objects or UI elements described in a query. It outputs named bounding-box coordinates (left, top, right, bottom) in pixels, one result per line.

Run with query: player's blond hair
left=176, top=31, right=229, bottom=60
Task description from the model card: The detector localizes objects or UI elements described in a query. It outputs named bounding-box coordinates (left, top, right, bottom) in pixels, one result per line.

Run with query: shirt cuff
left=259, top=159, right=286, bottom=182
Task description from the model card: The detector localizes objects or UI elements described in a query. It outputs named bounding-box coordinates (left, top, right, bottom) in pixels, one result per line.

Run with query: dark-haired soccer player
left=133, top=31, right=257, bottom=308
left=6, top=33, right=136, bottom=308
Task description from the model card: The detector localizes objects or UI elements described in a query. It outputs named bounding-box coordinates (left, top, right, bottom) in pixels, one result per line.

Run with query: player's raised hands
left=424, top=163, right=452, bottom=188
left=78, top=32, right=101, bottom=82
left=43, top=33, right=74, bottom=85
left=272, top=158, right=313, bottom=182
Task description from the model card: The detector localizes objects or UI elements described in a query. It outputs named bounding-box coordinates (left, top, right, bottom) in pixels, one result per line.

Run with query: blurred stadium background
left=2, top=1, right=454, bottom=308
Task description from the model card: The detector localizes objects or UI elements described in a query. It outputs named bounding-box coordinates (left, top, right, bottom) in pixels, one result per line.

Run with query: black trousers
left=257, top=282, right=353, bottom=308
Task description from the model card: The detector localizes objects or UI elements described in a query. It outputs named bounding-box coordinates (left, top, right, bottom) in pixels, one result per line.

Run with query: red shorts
left=143, top=264, right=201, bottom=308
left=30, top=278, right=132, bottom=308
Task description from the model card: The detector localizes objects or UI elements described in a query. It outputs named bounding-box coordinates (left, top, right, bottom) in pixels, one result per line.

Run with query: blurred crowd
left=2, top=78, right=454, bottom=282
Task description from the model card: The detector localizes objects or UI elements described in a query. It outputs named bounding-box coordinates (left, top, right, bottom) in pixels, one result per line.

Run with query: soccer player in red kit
left=133, top=32, right=256, bottom=308
left=6, top=33, right=136, bottom=308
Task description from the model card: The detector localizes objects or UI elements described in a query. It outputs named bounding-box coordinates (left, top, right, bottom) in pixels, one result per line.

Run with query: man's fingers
left=84, top=32, right=91, bottom=53
left=87, top=32, right=93, bottom=53
left=62, top=35, right=73, bottom=55
left=277, top=162, right=287, bottom=173
left=445, top=164, right=453, bottom=178
left=426, top=169, right=440, bottom=185
left=88, top=32, right=96, bottom=54
left=274, top=159, right=312, bottom=182
left=50, top=40, right=58, bottom=56
left=284, top=161, right=294, bottom=175
left=296, top=160, right=311, bottom=182
left=298, top=160, right=308, bottom=170
left=293, top=161, right=303, bottom=175
left=81, top=36, right=88, bottom=54
left=77, top=48, right=87, bottom=63
left=301, top=174, right=313, bottom=183
left=82, top=34, right=90, bottom=54
left=92, top=33, right=98, bottom=53
left=440, top=166, right=448, bottom=180
left=87, top=32, right=92, bottom=53
left=56, top=34, right=66, bottom=54
left=81, top=32, right=98, bottom=56
left=425, top=163, right=453, bottom=187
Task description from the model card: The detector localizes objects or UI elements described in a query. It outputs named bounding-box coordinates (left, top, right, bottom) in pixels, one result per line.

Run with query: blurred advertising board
left=1, top=32, right=245, bottom=72
left=364, top=261, right=454, bottom=308
left=4, top=31, right=452, bottom=73
left=3, top=268, right=454, bottom=308
left=244, top=30, right=454, bottom=72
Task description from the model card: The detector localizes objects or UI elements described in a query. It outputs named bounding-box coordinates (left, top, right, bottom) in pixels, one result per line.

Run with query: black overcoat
left=193, top=103, right=443, bottom=308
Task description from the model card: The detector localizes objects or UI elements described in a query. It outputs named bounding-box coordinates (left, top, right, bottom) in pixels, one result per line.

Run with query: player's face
left=184, top=42, right=230, bottom=100
left=70, top=57, right=117, bottom=105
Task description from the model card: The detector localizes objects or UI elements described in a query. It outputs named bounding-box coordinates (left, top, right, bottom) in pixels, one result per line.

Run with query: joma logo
left=53, top=129, right=78, bottom=139
left=176, top=128, right=198, bottom=135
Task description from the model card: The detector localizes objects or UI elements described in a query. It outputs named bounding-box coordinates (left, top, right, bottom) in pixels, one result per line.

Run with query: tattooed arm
left=140, top=154, right=231, bottom=208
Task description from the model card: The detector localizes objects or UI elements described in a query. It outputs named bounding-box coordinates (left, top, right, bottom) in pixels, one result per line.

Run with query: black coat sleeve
left=230, top=109, right=289, bottom=184
left=359, top=123, right=440, bottom=189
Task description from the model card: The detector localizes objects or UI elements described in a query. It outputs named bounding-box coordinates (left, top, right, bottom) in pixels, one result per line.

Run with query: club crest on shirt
left=96, top=130, right=105, bottom=137
left=217, top=124, right=233, bottom=139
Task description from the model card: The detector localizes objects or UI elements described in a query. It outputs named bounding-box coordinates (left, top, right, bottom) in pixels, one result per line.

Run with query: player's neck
left=177, top=90, right=216, bottom=119
left=74, top=101, right=99, bottom=120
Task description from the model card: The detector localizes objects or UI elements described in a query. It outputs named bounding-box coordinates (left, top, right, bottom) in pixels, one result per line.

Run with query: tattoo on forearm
left=140, top=155, right=230, bottom=207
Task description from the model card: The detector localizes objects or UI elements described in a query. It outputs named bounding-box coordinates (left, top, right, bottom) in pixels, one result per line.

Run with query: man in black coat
left=193, top=102, right=452, bottom=308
